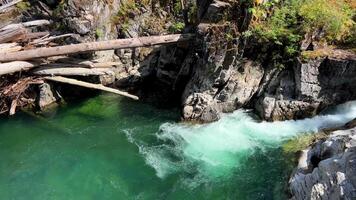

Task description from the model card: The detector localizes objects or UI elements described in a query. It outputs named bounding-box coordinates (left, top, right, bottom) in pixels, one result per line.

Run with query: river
left=0, top=94, right=355, bottom=200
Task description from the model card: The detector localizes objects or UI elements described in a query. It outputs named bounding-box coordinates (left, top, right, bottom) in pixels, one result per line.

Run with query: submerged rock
left=289, top=120, right=356, bottom=200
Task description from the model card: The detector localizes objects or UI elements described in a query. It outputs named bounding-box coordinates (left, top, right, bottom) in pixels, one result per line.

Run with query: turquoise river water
left=0, top=94, right=356, bottom=200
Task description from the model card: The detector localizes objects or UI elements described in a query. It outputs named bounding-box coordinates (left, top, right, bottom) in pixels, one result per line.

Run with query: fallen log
left=21, top=31, right=50, bottom=41
left=30, top=33, right=76, bottom=45
left=0, top=42, right=21, bottom=53
left=32, top=66, right=114, bottom=76
left=0, top=42, right=18, bottom=49
left=89, top=62, right=121, bottom=68
left=0, top=34, right=195, bottom=62
left=0, top=27, right=27, bottom=43
left=0, top=20, right=50, bottom=31
left=0, top=60, right=118, bottom=76
left=45, top=76, right=139, bottom=100
left=0, top=45, right=21, bottom=53
left=46, top=57, right=120, bottom=68
left=0, top=0, right=22, bottom=13
left=0, top=61, right=35, bottom=75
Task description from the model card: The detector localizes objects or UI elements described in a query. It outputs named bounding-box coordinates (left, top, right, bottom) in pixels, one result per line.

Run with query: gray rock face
left=289, top=124, right=356, bottom=200
left=51, top=0, right=356, bottom=123
left=256, top=55, right=356, bottom=121
left=178, top=0, right=356, bottom=122
left=180, top=20, right=264, bottom=122
left=61, top=0, right=121, bottom=62
left=63, top=0, right=120, bottom=38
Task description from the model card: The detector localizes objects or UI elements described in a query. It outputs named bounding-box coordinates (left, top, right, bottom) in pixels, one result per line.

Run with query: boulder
left=37, top=83, right=61, bottom=110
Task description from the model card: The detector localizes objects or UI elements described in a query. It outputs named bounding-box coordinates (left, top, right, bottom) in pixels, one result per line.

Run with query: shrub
left=249, top=0, right=355, bottom=56
left=299, top=0, right=355, bottom=41
left=168, top=22, right=185, bottom=33
left=111, top=0, right=138, bottom=25
left=16, top=1, right=31, bottom=11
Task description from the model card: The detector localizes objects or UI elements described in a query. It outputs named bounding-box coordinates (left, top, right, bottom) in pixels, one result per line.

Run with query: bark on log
left=89, top=62, right=121, bottom=68
left=0, top=27, right=27, bottom=43
left=0, top=61, right=35, bottom=75
left=30, top=33, right=76, bottom=45
left=0, top=42, right=21, bottom=53
left=0, top=0, right=22, bottom=13
left=45, top=76, right=139, bottom=100
left=21, top=31, right=50, bottom=41
left=0, top=20, right=50, bottom=31
left=0, top=45, right=21, bottom=53
left=32, top=66, right=114, bottom=76
left=0, top=34, right=195, bottom=62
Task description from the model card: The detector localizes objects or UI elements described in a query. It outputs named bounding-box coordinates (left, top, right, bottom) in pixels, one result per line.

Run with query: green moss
left=281, top=132, right=328, bottom=167
left=283, top=132, right=327, bottom=154
left=301, top=48, right=334, bottom=60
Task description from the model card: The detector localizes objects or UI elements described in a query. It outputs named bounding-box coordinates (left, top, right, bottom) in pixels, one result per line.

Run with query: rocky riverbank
left=289, top=119, right=356, bottom=200
left=0, top=1, right=355, bottom=199
left=1, top=0, right=355, bottom=122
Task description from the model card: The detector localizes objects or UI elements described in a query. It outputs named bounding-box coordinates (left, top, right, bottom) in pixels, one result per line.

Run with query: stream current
left=0, top=94, right=355, bottom=199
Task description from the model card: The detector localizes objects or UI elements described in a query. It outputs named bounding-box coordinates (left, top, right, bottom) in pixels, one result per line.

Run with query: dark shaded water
left=0, top=94, right=355, bottom=200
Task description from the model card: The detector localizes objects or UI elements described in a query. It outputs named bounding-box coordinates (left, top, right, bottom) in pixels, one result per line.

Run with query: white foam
left=127, top=101, right=356, bottom=180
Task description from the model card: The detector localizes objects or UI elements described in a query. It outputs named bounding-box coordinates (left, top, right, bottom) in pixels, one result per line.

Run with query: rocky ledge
left=289, top=119, right=356, bottom=200
left=179, top=0, right=356, bottom=122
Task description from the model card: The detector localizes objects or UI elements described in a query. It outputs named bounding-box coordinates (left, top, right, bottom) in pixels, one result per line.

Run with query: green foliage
left=249, top=0, right=355, bottom=57
left=111, top=0, right=138, bottom=25
left=95, top=29, right=104, bottom=39
left=187, top=3, right=198, bottom=24
left=16, top=1, right=30, bottom=11
left=168, top=22, right=185, bottom=33
left=251, top=0, right=302, bottom=56
left=300, top=0, right=355, bottom=41
left=53, top=0, right=68, bottom=17
left=173, top=1, right=182, bottom=14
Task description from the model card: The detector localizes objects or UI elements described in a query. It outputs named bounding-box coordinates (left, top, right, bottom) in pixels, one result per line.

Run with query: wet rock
left=37, top=83, right=61, bottom=110
left=289, top=122, right=356, bottom=200
left=256, top=96, right=321, bottom=121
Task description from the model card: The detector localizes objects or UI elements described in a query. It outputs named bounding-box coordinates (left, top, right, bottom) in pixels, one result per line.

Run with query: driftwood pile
left=0, top=0, right=194, bottom=115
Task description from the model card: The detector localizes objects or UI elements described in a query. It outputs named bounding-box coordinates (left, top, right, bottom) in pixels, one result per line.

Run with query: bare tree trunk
left=45, top=76, right=139, bottom=100
left=0, top=20, right=50, bottom=31
left=0, top=27, right=27, bottom=43
left=0, top=61, right=35, bottom=75
left=0, top=0, right=22, bottom=13
left=32, top=66, right=114, bottom=76
left=0, top=34, right=194, bottom=62
left=0, top=42, right=21, bottom=53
